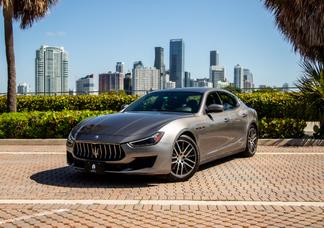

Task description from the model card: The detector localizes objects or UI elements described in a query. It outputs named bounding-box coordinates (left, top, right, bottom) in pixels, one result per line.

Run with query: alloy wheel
left=247, top=127, right=258, bottom=154
left=171, top=137, right=197, bottom=179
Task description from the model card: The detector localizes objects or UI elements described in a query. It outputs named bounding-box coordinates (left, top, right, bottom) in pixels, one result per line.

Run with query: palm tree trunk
left=3, top=3, right=17, bottom=112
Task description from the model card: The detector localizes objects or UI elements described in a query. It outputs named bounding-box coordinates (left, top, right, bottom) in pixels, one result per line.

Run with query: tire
left=242, top=125, right=258, bottom=157
left=166, top=135, right=200, bottom=182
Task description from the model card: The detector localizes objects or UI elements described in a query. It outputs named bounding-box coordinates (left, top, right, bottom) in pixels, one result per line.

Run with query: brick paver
left=0, top=145, right=323, bottom=227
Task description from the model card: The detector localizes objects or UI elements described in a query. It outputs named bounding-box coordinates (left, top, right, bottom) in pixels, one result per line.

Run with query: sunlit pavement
left=0, top=145, right=323, bottom=227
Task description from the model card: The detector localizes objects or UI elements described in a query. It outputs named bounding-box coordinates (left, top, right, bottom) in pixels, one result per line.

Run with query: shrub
left=0, top=110, right=307, bottom=139
left=0, top=110, right=113, bottom=139
left=238, top=92, right=306, bottom=120
left=0, top=94, right=137, bottom=113
left=259, top=117, right=306, bottom=138
left=0, top=92, right=313, bottom=121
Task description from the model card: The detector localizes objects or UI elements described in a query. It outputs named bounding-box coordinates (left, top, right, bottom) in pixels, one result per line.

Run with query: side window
left=217, top=92, right=238, bottom=111
left=205, top=92, right=222, bottom=107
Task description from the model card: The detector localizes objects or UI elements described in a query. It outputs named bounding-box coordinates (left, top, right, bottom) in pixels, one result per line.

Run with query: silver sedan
left=66, top=88, right=258, bottom=181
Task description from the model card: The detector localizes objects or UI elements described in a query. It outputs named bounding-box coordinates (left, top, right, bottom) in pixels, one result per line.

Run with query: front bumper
left=66, top=139, right=173, bottom=175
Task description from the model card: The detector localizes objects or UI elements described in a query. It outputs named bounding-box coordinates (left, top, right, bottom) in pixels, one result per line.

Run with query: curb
left=0, top=139, right=66, bottom=145
left=0, top=138, right=323, bottom=146
left=259, top=139, right=324, bottom=146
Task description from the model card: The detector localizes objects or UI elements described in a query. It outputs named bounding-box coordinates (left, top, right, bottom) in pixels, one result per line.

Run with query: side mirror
left=206, top=104, right=224, bottom=113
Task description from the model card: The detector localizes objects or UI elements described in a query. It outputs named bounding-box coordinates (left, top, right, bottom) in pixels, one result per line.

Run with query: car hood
left=75, top=112, right=191, bottom=142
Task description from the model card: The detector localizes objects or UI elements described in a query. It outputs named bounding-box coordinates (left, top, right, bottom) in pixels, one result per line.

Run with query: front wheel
left=166, top=135, right=199, bottom=182
left=242, top=125, right=258, bottom=157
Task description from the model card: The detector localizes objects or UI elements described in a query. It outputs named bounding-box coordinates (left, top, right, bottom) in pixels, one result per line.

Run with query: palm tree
left=264, top=0, right=324, bottom=63
left=0, top=0, right=58, bottom=112
left=296, top=60, right=324, bottom=137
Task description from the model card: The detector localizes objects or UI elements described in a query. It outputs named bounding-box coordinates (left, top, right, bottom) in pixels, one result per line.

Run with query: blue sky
left=0, top=0, right=302, bottom=93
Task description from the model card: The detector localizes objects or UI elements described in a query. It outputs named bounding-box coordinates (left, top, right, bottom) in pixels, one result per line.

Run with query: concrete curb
left=0, top=139, right=66, bottom=145
left=259, top=139, right=324, bottom=146
left=0, top=138, right=323, bottom=146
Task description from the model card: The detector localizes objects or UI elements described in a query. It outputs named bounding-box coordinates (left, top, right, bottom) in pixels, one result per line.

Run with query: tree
left=0, top=0, right=58, bottom=112
left=296, top=60, right=324, bottom=137
left=264, top=0, right=324, bottom=63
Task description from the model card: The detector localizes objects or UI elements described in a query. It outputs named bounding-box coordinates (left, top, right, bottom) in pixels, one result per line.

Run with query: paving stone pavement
left=0, top=145, right=323, bottom=227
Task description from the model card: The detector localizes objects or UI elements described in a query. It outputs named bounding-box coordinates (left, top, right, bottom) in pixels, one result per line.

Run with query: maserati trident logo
left=92, top=145, right=99, bottom=158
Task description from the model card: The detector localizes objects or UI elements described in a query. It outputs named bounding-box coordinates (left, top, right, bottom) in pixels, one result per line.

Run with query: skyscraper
left=154, top=47, right=166, bottom=89
left=184, top=72, right=191, bottom=87
left=116, top=62, right=125, bottom=74
left=243, top=68, right=254, bottom=92
left=35, top=45, right=68, bottom=95
left=76, top=74, right=96, bottom=95
left=210, top=65, right=225, bottom=88
left=234, top=64, right=244, bottom=89
left=154, top=47, right=165, bottom=73
left=210, top=50, right=219, bottom=66
left=169, top=39, right=185, bottom=88
left=132, top=62, right=160, bottom=96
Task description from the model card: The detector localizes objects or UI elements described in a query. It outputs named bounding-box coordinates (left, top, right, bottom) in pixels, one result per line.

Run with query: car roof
left=157, top=87, right=228, bottom=94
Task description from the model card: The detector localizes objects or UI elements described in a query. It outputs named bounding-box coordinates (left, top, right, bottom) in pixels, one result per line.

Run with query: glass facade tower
left=35, top=45, right=68, bottom=95
left=169, top=39, right=185, bottom=88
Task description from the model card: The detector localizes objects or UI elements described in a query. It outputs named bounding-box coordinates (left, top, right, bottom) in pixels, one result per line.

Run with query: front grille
left=73, top=142, right=125, bottom=161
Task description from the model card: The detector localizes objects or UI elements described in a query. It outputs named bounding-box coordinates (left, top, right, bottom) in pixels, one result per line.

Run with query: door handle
left=224, top=117, right=229, bottom=123
left=241, top=113, right=247, bottom=117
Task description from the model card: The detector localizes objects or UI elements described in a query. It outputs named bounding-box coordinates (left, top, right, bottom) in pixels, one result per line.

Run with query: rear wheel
left=167, top=135, right=199, bottom=182
left=242, top=125, right=258, bottom=157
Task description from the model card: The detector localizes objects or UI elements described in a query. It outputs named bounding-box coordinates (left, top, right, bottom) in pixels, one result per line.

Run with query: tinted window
left=205, top=92, right=222, bottom=107
left=125, top=91, right=203, bottom=113
left=217, top=91, right=238, bottom=110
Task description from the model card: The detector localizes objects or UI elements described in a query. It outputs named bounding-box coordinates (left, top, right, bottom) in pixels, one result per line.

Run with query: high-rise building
left=124, top=72, right=132, bottom=95
left=17, top=83, right=30, bottom=95
left=210, top=65, right=225, bottom=88
left=184, top=72, right=191, bottom=87
left=99, top=72, right=124, bottom=93
left=210, top=50, right=219, bottom=66
left=154, top=47, right=165, bottom=73
left=154, top=47, right=166, bottom=90
left=35, top=45, right=68, bottom=95
left=76, top=74, right=96, bottom=95
left=116, top=62, right=125, bottom=74
left=132, top=62, right=160, bottom=96
left=234, top=64, right=244, bottom=89
left=169, top=39, right=185, bottom=88
left=243, top=68, right=254, bottom=92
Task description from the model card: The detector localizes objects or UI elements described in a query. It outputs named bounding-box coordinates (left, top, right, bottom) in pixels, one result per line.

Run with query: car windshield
left=125, top=91, right=203, bottom=113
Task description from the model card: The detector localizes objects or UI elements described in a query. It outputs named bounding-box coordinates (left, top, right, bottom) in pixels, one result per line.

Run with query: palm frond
left=264, top=0, right=324, bottom=62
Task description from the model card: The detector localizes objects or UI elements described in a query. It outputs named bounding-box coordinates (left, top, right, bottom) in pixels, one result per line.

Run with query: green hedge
left=258, top=117, right=306, bottom=138
left=237, top=92, right=306, bottom=120
left=0, top=110, right=113, bottom=139
left=0, top=94, right=137, bottom=113
left=0, top=110, right=306, bottom=139
left=0, top=92, right=306, bottom=120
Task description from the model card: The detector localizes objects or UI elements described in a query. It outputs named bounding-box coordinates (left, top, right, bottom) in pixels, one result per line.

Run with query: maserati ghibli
left=66, top=88, right=258, bottom=181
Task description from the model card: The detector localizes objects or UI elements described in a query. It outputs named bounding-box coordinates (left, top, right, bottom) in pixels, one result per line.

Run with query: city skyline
left=0, top=0, right=301, bottom=93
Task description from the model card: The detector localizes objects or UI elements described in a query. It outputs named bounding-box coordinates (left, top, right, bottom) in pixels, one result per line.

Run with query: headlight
left=67, top=131, right=76, bottom=141
left=128, top=132, right=164, bottom=147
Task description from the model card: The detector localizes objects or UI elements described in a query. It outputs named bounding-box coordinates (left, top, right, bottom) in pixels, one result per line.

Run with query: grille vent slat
left=73, top=142, right=125, bottom=161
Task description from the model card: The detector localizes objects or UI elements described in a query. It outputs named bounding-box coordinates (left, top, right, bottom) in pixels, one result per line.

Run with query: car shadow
left=30, top=166, right=164, bottom=188
left=30, top=153, right=246, bottom=188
